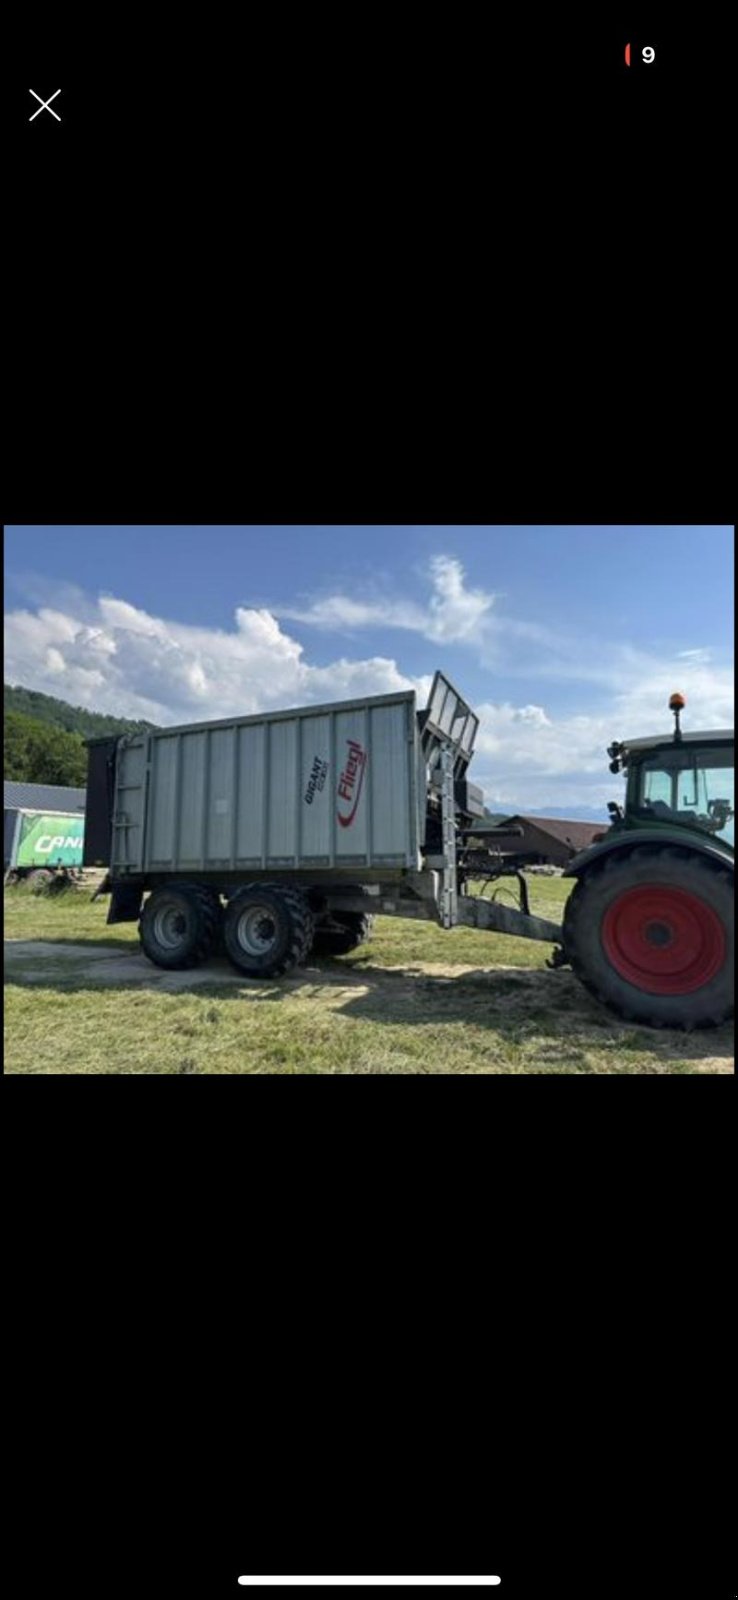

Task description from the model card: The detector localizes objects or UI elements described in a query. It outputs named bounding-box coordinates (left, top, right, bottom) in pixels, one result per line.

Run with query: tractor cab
left=607, top=695, right=734, bottom=849
left=622, top=733, right=734, bottom=845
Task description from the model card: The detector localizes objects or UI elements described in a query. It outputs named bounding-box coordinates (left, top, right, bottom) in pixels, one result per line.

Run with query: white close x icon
left=29, top=89, right=62, bottom=122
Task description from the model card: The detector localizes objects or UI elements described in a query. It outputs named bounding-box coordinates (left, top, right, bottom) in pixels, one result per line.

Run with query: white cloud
left=472, top=653, right=734, bottom=815
left=4, top=593, right=428, bottom=726
left=425, top=554, right=496, bottom=641
left=278, top=555, right=498, bottom=645
left=274, top=554, right=602, bottom=679
left=4, top=567, right=732, bottom=822
left=278, top=594, right=428, bottom=633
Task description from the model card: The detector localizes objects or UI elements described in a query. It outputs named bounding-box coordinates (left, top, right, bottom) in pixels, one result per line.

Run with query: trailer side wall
left=109, top=691, right=421, bottom=877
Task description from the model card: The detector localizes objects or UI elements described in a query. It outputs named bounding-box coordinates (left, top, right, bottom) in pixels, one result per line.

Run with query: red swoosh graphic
left=337, top=752, right=367, bottom=827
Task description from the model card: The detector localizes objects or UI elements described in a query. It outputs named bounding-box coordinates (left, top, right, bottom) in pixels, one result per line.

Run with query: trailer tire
left=223, top=883, right=314, bottom=978
left=563, top=845, right=734, bottom=1028
left=196, top=886, right=225, bottom=953
left=139, top=883, right=221, bottom=970
left=311, top=912, right=375, bottom=956
left=26, top=868, right=55, bottom=892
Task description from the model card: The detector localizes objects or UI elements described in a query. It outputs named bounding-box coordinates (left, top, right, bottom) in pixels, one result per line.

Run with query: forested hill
left=4, top=684, right=159, bottom=786
left=4, top=684, right=157, bottom=739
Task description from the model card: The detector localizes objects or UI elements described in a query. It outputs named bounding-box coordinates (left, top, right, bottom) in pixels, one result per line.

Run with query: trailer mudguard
left=107, top=882, right=144, bottom=924
left=563, top=826, right=734, bottom=879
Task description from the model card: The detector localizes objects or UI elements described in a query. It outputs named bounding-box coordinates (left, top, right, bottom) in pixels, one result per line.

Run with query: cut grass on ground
left=4, top=881, right=734, bottom=1074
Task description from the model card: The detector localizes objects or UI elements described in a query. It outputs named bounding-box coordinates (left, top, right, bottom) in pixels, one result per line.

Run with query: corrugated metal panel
left=112, top=736, right=148, bottom=870
left=267, top=718, right=297, bottom=861
left=110, top=691, right=419, bottom=875
left=3, top=781, right=86, bottom=812
left=206, top=728, right=234, bottom=862
left=300, top=714, right=330, bottom=862
left=178, top=732, right=206, bottom=864
left=149, top=736, right=177, bottom=864
left=237, top=723, right=266, bottom=863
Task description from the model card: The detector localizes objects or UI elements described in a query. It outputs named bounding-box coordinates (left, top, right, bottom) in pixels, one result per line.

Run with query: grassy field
left=4, top=879, right=734, bottom=1074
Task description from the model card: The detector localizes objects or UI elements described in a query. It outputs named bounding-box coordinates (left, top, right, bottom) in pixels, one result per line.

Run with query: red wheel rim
left=601, top=884, right=726, bottom=994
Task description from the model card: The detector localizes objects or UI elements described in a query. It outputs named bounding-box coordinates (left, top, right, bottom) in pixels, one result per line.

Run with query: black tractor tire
left=563, top=845, right=733, bottom=1028
left=139, top=883, right=222, bottom=970
left=311, top=912, right=375, bottom=957
left=26, top=868, right=55, bottom=892
left=223, top=883, right=315, bottom=978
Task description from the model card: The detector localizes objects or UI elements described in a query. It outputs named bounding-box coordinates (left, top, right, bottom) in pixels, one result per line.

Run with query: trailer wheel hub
left=601, top=884, right=726, bottom=994
left=235, top=906, right=278, bottom=955
left=153, top=906, right=188, bottom=949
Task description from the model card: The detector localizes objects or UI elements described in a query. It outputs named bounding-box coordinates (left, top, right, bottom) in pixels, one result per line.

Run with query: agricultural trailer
left=85, top=676, right=734, bottom=1028
left=4, top=807, right=85, bottom=887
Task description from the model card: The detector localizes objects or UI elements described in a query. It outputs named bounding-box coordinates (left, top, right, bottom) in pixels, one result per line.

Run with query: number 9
left=642, top=46, right=655, bottom=63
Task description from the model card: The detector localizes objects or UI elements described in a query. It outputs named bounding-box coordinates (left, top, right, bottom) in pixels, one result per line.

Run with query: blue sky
left=4, top=526, right=734, bottom=818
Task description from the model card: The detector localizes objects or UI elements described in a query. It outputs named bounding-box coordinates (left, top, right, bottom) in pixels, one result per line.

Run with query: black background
left=3, top=10, right=735, bottom=1600
left=3, top=9, right=733, bottom=521
left=163, top=1579, right=734, bottom=1600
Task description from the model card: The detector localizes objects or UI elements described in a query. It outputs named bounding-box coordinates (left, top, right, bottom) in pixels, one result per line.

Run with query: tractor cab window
left=634, top=746, right=735, bottom=845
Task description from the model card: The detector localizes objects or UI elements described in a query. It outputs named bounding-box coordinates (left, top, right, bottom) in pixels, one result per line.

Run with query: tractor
left=559, top=693, right=734, bottom=1027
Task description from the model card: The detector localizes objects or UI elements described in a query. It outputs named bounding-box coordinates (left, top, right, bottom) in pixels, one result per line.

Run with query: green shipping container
left=14, top=811, right=85, bottom=869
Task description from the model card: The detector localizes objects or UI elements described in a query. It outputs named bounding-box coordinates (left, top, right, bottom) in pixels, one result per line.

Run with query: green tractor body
left=561, top=699, right=734, bottom=1027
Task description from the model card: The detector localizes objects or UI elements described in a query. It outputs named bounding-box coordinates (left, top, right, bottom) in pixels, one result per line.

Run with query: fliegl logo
left=336, top=738, right=367, bottom=828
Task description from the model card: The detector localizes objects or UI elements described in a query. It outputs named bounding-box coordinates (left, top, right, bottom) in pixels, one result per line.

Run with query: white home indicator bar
left=237, top=1582, right=501, bottom=1589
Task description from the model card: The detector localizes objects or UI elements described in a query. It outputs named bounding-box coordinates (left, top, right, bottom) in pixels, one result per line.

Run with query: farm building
left=492, top=814, right=608, bottom=866
left=4, top=781, right=86, bottom=813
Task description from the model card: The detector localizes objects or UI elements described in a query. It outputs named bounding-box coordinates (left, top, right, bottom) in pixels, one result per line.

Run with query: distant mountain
left=482, top=801, right=611, bottom=823
left=4, top=684, right=158, bottom=740
left=515, top=804, right=610, bottom=823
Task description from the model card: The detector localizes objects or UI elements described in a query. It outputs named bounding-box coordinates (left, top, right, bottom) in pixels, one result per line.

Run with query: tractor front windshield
left=633, top=744, right=735, bottom=846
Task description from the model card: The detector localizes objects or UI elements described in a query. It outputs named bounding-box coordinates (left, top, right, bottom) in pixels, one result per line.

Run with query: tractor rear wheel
left=563, top=845, right=733, bottom=1028
left=311, top=912, right=375, bottom=957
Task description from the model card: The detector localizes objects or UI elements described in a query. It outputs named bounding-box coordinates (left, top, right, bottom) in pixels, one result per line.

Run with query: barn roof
left=3, top=780, right=87, bottom=813
left=509, top=814, right=608, bottom=850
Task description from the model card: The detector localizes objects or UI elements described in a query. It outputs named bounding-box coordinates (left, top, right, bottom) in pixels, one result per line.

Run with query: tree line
left=4, top=685, right=159, bottom=789
left=5, top=711, right=88, bottom=786
left=4, top=683, right=156, bottom=739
